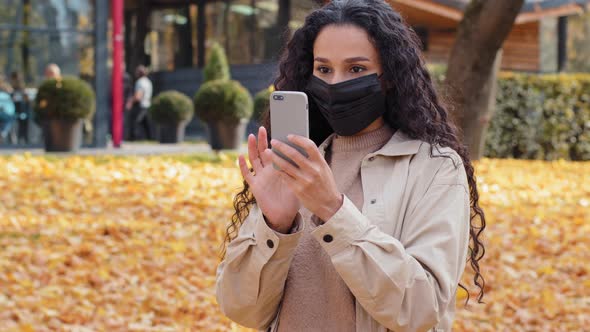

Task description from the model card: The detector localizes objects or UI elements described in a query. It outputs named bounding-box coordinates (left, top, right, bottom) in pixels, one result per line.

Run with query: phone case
left=270, top=91, right=309, bottom=170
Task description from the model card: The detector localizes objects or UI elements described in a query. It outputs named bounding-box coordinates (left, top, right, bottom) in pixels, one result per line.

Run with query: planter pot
left=157, top=121, right=187, bottom=144
left=42, top=118, right=83, bottom=152
left=208, top=119, right=248, bottom=150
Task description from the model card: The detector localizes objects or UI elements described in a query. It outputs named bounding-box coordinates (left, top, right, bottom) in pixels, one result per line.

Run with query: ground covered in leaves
left=0, top=154, right=588, bottom=331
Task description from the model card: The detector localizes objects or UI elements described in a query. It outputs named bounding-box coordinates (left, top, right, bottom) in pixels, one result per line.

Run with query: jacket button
left=266, top=239, right=274, bottom=248
left=368, top=156, right=375, bottom=162
left=323, top=234, right=333, bottom=243
left=370, top=199, right=377, bottom=204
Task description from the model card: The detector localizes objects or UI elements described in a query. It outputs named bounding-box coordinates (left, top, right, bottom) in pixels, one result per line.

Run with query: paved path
left=0, top=142, right=248, bottom=156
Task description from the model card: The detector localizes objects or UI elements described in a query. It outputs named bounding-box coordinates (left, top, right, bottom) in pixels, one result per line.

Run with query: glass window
left=8, top=0, right=94, bottom=30
left=205, top=0, right=279, bottom=65
left=142, top=0, right=319, bottom=70
left=0, top=0, right=95, bottom=147
left=0, top=0, right=95, bottom=85
left=205, top=0, right=321, bottom=65
left=290, top=0, right=319, bottom=30
left=147, top=6, right=194, bottom=71
left=0, top=29, right=94, bottom=86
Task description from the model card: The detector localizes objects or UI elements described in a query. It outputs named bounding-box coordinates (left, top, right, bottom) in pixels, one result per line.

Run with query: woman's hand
left=270, top=135, right=343, bottom=223
left=238, top=127, right=301, bottom=233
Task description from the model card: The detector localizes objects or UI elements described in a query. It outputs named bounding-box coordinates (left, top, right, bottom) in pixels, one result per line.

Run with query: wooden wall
left=423, top=22, right=541, bottom=72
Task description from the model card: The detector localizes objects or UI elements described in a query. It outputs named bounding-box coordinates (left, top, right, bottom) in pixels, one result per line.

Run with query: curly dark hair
left=221, top=0, right=486, bottom=305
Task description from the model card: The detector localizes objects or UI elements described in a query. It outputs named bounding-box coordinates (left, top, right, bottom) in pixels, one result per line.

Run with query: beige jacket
left=216, top=130, right=471, bottom=332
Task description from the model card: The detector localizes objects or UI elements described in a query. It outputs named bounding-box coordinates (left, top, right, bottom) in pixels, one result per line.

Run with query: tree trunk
left=444, top=0, right=524, bottom=160
left=278, top=0, right=291, bottom=47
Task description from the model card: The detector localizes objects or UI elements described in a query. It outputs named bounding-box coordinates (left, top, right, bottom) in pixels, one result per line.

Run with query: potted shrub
left=194, top=43, right=253, bottom=150
left=149, top=91, right=194, bottom=143
left=34, top=77, right=95, bottom=152
left=253, top=85, right=274, bottom=124
left=194, top=79, right=253, bottom=150
left=203, top=42, right=230, bottom=82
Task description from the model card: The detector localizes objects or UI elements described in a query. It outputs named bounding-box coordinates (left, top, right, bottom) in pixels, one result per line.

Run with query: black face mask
left=306, top=73, right=387, bottom=136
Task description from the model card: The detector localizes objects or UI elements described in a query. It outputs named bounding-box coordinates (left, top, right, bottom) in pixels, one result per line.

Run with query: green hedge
left=34, top=77, right=95, bottom=121
left=149, top=90, right=194, bottom=124
left=253, top=86, right=273, bottom=122
left=428, top=65, right=590, bottom=161
left=193, top=80, right=253, bottom=124
left=488, top=73, right=590, bottom=161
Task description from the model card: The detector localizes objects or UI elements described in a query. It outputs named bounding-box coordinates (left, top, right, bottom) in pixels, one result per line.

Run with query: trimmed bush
left=427, top=65, right=590, bottom=161
left=193, top=80, right=253, bottom=124
left=203, top=42, right=230, bottom=83
left=149, top=91, right=194, bottom=124
left=487, top=73, right=590, bottom=161
left=34, top=77, right=95, bottom=121
left=253, top=85, right=273, bottom=122
left=485, top=73, right=544, bottom=159
left=532, top=74, right=590, bottom=161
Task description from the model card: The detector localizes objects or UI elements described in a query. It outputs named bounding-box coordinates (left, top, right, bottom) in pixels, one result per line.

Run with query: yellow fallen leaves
left=455, top=158, right=590, bottom=332
left=0, top=154, right=243, bottom=331
left=0, top=155, right=588, bottom=331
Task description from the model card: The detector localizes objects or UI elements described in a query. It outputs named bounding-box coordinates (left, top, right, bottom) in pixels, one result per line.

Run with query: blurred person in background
left=10, top=71, right=30, bottom=144
left=125, top=65, right=153, bottom=141
left=0, top=75, right=16, bottom=143
left=44, top=63, right=61, bottom=80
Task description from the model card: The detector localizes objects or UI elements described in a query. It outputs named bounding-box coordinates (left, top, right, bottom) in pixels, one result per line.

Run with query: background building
left=0, top=0, right=589, bottom=149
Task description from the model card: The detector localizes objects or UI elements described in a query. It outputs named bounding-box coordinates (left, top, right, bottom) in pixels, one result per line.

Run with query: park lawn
left=0, top=154, right=588, bottom=331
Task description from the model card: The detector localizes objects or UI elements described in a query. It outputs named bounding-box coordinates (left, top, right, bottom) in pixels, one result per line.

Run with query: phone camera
left=273, top=95, right=284, bottom=101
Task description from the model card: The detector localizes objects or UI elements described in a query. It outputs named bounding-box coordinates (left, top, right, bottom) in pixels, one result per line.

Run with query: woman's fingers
left=247, top=134, right=263, bottom=173
left=287, top=135, right=322, bottom=163
left=257, top=127, right=268, bottom=166
left=270, top=148, right=306, bottom=182
left=262, top=148, right=275, bottom=169
left=238, top=155, right=254, bottom=185
left=270, top=139, right=313, bottom=174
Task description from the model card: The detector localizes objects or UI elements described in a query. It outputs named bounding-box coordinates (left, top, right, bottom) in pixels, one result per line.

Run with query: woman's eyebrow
left=344, top=56, right=370, bottom=63
left=314, top=57, right=330, bottom=63
left=313, top=56, right=371, bottom=63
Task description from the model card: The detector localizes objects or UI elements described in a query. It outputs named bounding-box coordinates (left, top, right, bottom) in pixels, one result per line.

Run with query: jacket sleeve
left=215, top=204, right=304, bottom=330
left=310, top=157, right=470, bottom=332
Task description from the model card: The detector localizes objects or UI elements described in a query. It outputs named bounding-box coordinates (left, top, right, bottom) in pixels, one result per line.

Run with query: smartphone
left=270, top=91, right=310, bottom=170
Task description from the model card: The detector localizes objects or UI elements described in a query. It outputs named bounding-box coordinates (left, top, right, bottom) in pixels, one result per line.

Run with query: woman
left=10, top=72, right=29, bottom=144
left=216, top=1, right=485, bottom=331
left=0, top=75, right=15, bottom=143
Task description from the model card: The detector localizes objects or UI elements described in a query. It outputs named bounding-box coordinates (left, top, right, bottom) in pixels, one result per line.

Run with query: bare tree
left=444, top=0, right=525, bottom=160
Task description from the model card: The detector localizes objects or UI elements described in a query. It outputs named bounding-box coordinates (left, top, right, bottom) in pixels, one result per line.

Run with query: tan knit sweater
left=277, top=124, right=395, bottom=331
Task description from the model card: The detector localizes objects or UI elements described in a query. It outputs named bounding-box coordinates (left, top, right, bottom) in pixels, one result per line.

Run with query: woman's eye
left=351, top=66, right=366, bottom=73
left=317, top=66, right=331, bottom=74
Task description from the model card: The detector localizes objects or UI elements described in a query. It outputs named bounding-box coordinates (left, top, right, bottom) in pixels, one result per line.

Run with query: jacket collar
left=318, top=128, right=423, bottom=158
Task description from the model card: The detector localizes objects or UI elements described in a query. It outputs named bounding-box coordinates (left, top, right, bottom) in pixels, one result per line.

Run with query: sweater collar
left=331, top=124, right=394, bottom=153
left=318, top=128, right=422, bottom=158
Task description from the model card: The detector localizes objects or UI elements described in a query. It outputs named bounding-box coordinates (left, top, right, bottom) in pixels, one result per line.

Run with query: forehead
left=313, top=24, right=378, bottom=61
